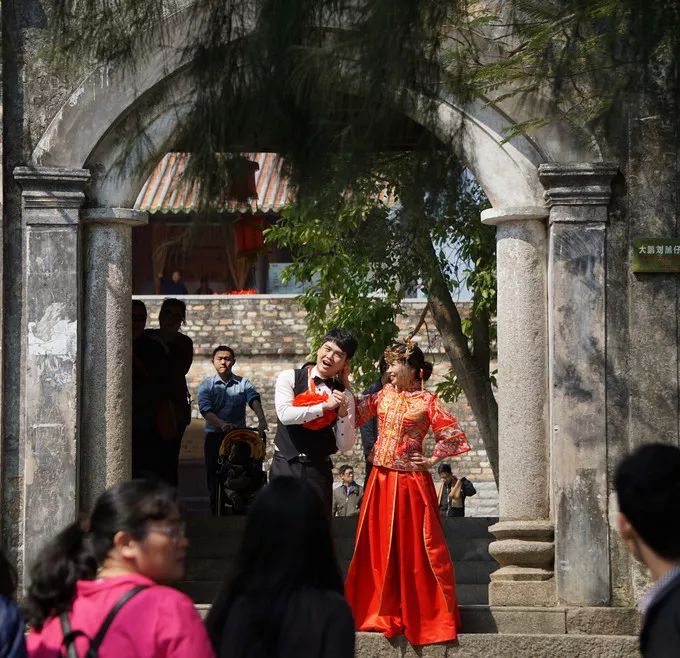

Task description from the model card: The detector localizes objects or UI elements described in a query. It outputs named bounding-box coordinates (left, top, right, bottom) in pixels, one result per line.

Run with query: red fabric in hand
left=292, top=389, right=338, bottom=430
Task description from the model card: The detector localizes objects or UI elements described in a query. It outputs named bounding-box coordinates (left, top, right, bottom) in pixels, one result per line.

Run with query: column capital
left=81, top=207, right=148, bottom=227
left=14, top=166, right=90, bottom=214
left=538, top=163, right=618, bottom=208
left=481, top=206, right=549, bottom=226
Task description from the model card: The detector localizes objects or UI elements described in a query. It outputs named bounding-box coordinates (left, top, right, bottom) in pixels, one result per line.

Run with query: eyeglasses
left=150, top=521, right=186, bottom=543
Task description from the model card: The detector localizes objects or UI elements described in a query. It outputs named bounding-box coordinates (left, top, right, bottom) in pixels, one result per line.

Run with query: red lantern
left=233, top=215, right=268, bottom=254
left=228, top=159, right=259, bottom=202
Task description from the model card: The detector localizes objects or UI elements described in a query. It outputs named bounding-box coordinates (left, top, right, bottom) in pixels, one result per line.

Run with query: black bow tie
left=314, top=376, right=345, bottom=392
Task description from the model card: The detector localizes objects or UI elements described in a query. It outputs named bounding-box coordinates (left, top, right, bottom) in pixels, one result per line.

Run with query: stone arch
left=31, top=7, right=599, bottom=208
left=24, top=6, right=620, bottom=614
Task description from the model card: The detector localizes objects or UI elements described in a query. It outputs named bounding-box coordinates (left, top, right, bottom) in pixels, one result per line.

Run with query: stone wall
left=135, top=295, right=499, bottom=516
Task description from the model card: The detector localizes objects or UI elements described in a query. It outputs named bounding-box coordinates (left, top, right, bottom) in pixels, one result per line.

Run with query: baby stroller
left=215, top=428, right=267, bottom=516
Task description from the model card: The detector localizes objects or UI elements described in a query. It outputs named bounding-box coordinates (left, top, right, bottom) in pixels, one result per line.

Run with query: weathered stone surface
left=80, top=208, right=147, bottom=511
left=354, top=632, right=639, bottom=657
left=566, top=607, right=641, bottom=636
left=489, top=579, right=557, bottom=607
left=481, top=207, right=549, bottom=522
left=540, top=164, right=618, bottom=607
left=481, top=206, right=554, bottom=607
left=488, top=539, right=554, bottom=568
left=13, top=166, right=90, bottom=577
left=462, top=605, right=567, bottom=634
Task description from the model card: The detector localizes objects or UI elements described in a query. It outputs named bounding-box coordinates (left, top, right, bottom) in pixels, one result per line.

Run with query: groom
left=270, top=328, right=357, bottom=517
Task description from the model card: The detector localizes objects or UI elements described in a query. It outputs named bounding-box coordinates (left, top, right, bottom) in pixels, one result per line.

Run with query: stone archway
left=17, top=6, right=625, bottom=625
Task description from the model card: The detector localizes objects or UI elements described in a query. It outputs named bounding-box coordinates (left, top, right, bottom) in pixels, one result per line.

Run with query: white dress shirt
left=274, top=366, right=356, bottom=452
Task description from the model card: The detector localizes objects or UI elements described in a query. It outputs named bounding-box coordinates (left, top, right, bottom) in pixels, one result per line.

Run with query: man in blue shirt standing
left=198, top=345, right=268, bottom=514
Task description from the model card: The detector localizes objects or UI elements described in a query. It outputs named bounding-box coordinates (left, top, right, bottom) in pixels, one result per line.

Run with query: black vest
left=274, top=368, right=338, bottom=461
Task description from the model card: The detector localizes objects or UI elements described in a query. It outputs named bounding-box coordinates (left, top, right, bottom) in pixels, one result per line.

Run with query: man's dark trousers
left=270, top=453, right=334, bottom=519
left=205, top=431, right=225, bottom=515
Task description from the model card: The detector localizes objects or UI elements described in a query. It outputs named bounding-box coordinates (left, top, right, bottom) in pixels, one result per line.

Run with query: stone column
left=80, top=208, right=148, bottom=512
left=539, top=163, right=618, bottom=607
left=481, top=206, right=555, bottom=606
left=13, top=166, right=90, bottom=574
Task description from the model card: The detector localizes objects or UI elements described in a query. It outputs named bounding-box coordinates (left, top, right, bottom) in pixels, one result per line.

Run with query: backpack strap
left=86, top=585, right=149, bottom=656
left=60, top=613, right=83, bottom=658
left=60, top=584, right=149, bottom=658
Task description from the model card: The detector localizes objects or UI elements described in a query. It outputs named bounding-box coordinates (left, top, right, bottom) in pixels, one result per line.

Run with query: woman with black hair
left=26, top=480, right=214, bottom=658
left=344, top=340, right=471, bottom=646
left=205, top=477, right=355, bottom=658
left=0, top=549, right=27, bottom=657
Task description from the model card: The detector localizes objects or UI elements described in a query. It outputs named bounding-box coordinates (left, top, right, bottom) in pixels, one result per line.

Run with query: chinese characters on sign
left=632, top=238, right=680, bottom=273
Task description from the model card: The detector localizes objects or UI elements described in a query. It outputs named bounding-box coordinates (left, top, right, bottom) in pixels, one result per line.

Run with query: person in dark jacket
left=615, top=443, right=680, bottom=658
left=205, top=477, right=354, bottom=658
left=435, top=462, right=476, bottom=517
left=0, top=549, right=26, bottom=658
left=145, top=298, right=194, bottom=486
left=332, top=465, right=362, bottom=516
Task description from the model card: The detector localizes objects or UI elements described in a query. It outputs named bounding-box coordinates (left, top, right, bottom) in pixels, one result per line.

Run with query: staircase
left=177, top=515, right=498, bottom=606
left=182, top=515, right=639, bottom=656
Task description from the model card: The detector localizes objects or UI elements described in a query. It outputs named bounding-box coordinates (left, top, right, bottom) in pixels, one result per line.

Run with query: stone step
left=185, top=535, right=495, bottom=562
left=354, top=632, right=638, bottom=657
left=193, top=603, right=639, bottom=637
left=184, top=515, right=499, bottom=540
left=185, top=557, right=496, bottom=586
left=178, top=580, right=490, bottom=606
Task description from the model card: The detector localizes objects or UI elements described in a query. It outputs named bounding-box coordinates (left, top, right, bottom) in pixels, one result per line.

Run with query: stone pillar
left=481, top=206, right=555, bottom=606
left=13, top=166, right=90, bottom=575
left=80, top=208, right=148, bottom=512
left=539, top=163, right=618, bottom=607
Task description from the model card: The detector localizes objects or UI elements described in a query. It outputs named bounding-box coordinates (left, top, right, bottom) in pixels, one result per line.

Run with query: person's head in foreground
left=205, top=477, right=346, bottom=655
left=25, top=479, right=186, bottom=629
left=615, top=443, right=680, bottom=579
left=384, top=340, right=433, bottom=390
left=315, top=328, right=358, bottom=379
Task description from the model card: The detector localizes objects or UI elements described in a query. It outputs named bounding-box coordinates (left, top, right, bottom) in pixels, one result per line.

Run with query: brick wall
left=135, top=295, right=498, bottom=515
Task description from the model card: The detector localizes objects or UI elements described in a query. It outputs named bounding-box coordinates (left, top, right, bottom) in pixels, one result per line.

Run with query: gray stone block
left=354, top=632, right=639, bottom=657
left=461, top=605, right=567, bottom=634
left=566, top=607, right=641, bottom=636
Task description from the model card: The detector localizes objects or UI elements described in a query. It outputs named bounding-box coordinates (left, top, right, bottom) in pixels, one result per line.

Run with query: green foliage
left=445, top=0, right=680, bottom=144
left=266, top=149, right=493, bottom=389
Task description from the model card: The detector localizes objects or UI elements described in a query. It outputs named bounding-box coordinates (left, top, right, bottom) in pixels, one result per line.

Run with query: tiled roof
left=134, top=152, right=292, bottom=214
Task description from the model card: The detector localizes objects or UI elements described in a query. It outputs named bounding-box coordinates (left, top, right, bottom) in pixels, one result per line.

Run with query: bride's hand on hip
left=409, top=452, right=433, bottom=470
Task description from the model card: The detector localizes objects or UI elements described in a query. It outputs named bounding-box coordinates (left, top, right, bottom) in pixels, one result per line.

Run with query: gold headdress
left=383, top=339, right=417, bottom=364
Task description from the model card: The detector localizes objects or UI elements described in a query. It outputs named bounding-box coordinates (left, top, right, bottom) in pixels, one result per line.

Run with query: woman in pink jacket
left=25, top=479, right=215, bottom=658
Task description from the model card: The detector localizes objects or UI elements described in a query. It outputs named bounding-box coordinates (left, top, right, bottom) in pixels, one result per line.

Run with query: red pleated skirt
left=345, top=466, right=461, bottom=645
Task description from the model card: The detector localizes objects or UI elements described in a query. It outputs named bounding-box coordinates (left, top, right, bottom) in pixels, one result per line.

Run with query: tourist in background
left=333, top=465, right=363, bottom=517
left=194, top=276, right=214, bottom=295
left=615, top=443, right=680, bottom=657
left=131, top=300, right=171, bottom=481
left=146, top=298, right=193, bottom=486
left=25, top=479, right=214, bottom=658
left=358, top=357, right=387, bottom=486
left=0, top=548, right=27, bottom=657
left=197, top=345, right=268, bottom=514
left=205, top=477, right=354, bottom=658
left=158, top=270, right=189, bottom=295
left=435, top=463, right=476, bottom=518
left=344, top=340, right=470, bottom=645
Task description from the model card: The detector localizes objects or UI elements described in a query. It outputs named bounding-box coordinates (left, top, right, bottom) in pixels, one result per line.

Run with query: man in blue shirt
left=198, top=345, right=268, bottom=513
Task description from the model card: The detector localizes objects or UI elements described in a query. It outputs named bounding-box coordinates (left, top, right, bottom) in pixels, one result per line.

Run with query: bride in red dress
left=344, top=341, right=471, bottom=646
